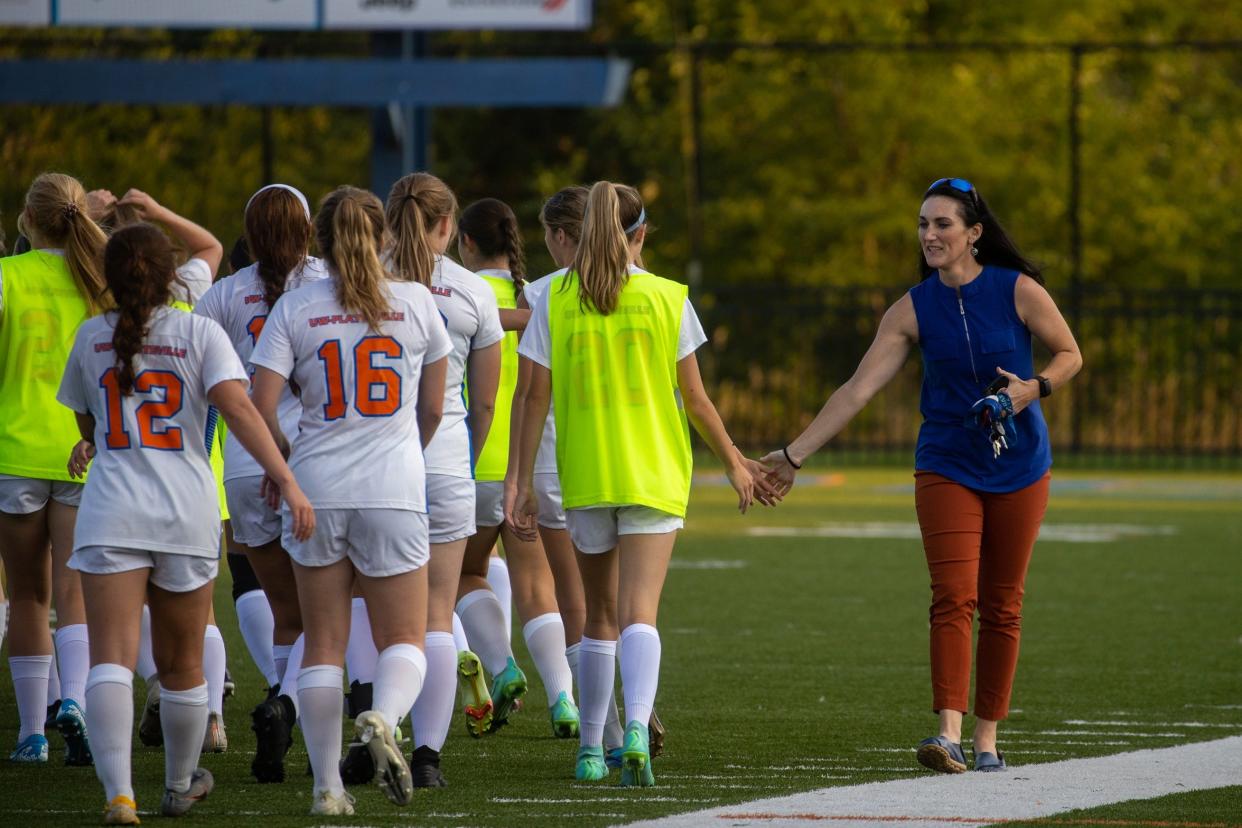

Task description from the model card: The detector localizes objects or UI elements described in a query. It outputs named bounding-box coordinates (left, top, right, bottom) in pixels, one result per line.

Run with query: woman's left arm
left=995, top=275, right=1084, bottom=415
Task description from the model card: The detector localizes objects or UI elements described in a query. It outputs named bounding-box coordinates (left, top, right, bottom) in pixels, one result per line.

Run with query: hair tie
left=624, top=207, right=646, bottom=235
left=63, top=202, right=80, bottom=219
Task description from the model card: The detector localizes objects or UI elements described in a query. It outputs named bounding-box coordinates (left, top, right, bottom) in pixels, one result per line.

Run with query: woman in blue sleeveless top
left=763, top=178, right=1082, bottom=774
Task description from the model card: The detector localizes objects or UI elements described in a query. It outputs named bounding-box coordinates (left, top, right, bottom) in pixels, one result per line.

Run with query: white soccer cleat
left=355, top=711, right=414, bottom=806
left=309, top=788, right=356, bottom=816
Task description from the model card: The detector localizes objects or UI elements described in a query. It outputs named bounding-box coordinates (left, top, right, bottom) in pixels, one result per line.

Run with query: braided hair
left=104, top=224, right=178, bottom=395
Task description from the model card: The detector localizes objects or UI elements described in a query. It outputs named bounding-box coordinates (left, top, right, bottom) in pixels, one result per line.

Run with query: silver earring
left=971, top=245, right=979, bottom=257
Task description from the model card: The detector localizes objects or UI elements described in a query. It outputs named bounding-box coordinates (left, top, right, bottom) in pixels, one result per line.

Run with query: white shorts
left=225, top=476, right=281, bottom=547
left=533, top=473, right=567, bottom=530
left=427, top=474, right=476, bottom=544
left=283, top=508, right=430, bottom=577
left=69, top=545, right=218, bottom=593
left=475, top=481, right=505, bottom=528
left=0, top=474, right=83, bottom=515
left=565, top=506, right=684, bottom=555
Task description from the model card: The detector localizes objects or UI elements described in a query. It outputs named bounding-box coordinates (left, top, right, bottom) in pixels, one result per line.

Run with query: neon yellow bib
left=548, top=270, right=693, bottom=516
left=0, top=251, right=93, bottom=481
left=473, top=272, right=519, bottom=482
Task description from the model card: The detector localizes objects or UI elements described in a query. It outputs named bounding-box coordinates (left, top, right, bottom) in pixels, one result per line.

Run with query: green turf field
left=1, top=468, right=1239, bottom=826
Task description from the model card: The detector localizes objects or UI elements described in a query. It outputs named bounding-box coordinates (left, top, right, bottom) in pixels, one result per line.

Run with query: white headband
left=624, top=207, right=646, bottom=235
left=245, top=184, right=310, bottom=220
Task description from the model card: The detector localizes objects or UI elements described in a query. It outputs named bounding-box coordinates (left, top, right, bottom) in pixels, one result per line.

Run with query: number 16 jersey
left=250, top=278, right=452, bottom=512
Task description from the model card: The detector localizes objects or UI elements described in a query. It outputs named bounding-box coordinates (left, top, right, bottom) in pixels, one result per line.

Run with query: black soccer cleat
left=410, top=745, right=448, bottom=788
left=250, top=693, right=295, bottom=783
left=339, top=741, right=376, bottom=786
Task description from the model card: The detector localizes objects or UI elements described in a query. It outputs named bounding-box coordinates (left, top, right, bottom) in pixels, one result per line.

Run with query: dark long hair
left=919, top=181, right=1044, bottom=285
left=245, top=188, right=311, bottom=309
left=459, top=198, right=526, bottom=301
left=104, top=224, right=178, bottom=396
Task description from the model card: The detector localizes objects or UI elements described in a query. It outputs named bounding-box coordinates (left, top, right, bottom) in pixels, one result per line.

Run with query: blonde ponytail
left=21, top=172, right=110, bottom=314
left=315, top=186, right=391, bottom=331
left=386, top=172, right=458, bottom=288
left=570, top=181, right=638, bottom=316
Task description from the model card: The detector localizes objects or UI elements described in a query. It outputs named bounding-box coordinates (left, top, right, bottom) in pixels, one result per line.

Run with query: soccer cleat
left=161, top=768, right=213, bottom=817
left=222, top=669, right=235, bottom=699
left=345, top=680, right=373, bottom=720
left=56, top=698, right=93, bottom=766
left=487, top=656, right=527, bottom=732
left=410, top=745, right=448, bottom=788
left=648, top=708, right=666, bottom=757
left=44, top=699, right=61, bottom=732
left=574, top=745, right=609, bottom=781
left=103, top=794, right=141, bottom=825
left=605, top=746, right=624, bottom=770
left=138, top=682, right=162, bottom=747
left=202, top=712, right=227, bottom=753
left=339, top=741, right=376, bottom=786
left=309, top=789, right=355, bottom=816
left=9, top=733, right=48, bottom=763
left=250, top=693, right=295, bottom=783
left=916, top=735, right=967, bottom=774
left=456, top=650, right=493, bottom=737
left=356, top=711, right=413, bottom=806
left=549, top=690, right=580, bottom=738
left=620, top=720, right=655, bottom=787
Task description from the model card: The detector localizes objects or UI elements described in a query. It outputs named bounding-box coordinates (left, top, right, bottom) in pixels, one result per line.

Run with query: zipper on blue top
left=957, top=292, right=980, bottom=386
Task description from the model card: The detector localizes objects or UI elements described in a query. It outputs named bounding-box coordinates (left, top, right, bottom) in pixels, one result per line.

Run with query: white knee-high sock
left=281, top=634, right=305, bottom=715
left=345, top=597, right=378, bottom=685
left=0, top=601, right=8, bottom=652
left=456, top=589, right=513, bottom=676
left=486, top=556, right=513, bottom=643
left=523, top=613, right=573, bottom=705
left=272, top=644, right=292, bottom=686
left=371, top=643, right=426, bottom=731
left=565, top=641, right=580, bottom=689
left=47, top=650, right=61, bottom=705
left=409, top=632, right=456, bottom=752
left=235, top=590, right=278, bottom=686
left=85, top=664, right=134, bottom=801
left=10, top=655, right=52, bottom=739
left=203, top=626, right=226, bottom=716
left=451, top=612, right=469, bottom=652
left=54, top=624, right=90, bottom=707
left=160, top=683, right=208, bottom=794
left=137, top=606, right=157, bottom=684
left=619, top=624, right=661, bottom=729
left=577, top=637, right=616, bottom=748
left=299, top=665, right=345, bottom=797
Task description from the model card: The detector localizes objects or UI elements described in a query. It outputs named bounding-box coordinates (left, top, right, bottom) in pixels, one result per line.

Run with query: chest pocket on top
left=919, top=334, right=960, bottom=388
left=978, top=327, right=1017, bottom=355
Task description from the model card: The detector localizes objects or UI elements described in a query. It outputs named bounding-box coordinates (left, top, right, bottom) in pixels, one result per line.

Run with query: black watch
left=1034, top=374, right=1053, bottom=398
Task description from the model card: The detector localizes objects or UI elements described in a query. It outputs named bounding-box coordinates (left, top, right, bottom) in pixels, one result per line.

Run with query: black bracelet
left=782, top=446, right=802, bottom=469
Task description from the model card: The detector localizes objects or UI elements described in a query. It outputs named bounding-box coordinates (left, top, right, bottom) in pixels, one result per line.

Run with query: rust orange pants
left=913, top=470, right=1050, bottom=721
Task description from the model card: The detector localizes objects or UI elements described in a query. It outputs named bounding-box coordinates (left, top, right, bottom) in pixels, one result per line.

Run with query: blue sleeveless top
left=909, top=266, right=1051, bottom=493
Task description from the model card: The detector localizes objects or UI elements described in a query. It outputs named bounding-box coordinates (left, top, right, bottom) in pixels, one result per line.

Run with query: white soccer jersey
left=194, top=257, right=328, bottom=481
left=56, top=307, right=248, bottom=557
left=250, top=278, right=452, bottom=511
left=521, top=269, right=566, bottom=474
left=424, top=256, right=505, bottom=478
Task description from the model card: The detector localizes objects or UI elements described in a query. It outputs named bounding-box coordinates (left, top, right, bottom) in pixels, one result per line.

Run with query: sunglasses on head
left=926, top=177, right=979, bottom=205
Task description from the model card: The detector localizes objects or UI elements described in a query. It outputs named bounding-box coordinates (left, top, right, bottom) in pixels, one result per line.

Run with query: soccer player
left=510, top=181, right=774, bottom=786
left=249, top=186, right=450, bottom=816
left=380, top=171, right=503, bottom=784
left=57, top=222, right=313, bottom=824
left=455, top=198, right=579, bottom=738
left=1, top=172, right=109, bottom=765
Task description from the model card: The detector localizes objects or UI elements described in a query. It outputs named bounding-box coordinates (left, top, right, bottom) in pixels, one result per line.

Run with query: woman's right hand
left=506, top=480, right=540, bottom=542
left=265, top=476, right=315, bottom=541
left=759, top=450, right=799, bottom=497
left=116, top=188, right=164, bottom=222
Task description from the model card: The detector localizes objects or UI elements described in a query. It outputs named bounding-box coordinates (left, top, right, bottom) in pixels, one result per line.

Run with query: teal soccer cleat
left=549, top=690, right=580, bottom=738
left=9, top=733, right=48, bottom=763
left=620, top=720, right=655, bottom=787
left=56, top=699, right=93, bottom=766
left=488, top=657, right=527, bottom=731
left=574, top=745, right=609, bottom=781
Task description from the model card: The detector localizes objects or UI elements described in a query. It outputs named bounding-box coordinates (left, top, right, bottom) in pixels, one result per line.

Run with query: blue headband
left=624, top=208, right=646, bottom=235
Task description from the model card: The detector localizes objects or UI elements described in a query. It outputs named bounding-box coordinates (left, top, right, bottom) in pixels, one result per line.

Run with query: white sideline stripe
left=619, top=736, right=1242, bottom=828
left=1064, top=719, right=1237, bottom=728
